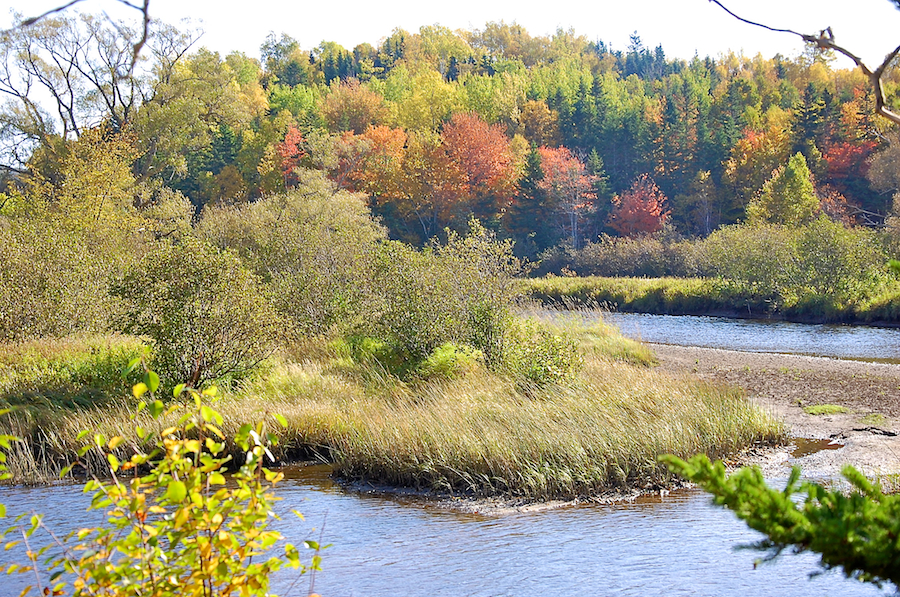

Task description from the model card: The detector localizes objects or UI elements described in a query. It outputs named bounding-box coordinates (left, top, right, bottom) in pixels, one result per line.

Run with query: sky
left=4, top=0, right=900, bottom=70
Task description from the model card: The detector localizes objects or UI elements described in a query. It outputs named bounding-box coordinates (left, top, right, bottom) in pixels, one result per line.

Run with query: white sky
left=3, top=0, right=900, bottom=70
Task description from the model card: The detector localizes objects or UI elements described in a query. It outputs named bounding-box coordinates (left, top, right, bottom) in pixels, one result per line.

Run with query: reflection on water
left=3, top=465, right=890, bottom=597
left=592, top=312, right=900, bottom=363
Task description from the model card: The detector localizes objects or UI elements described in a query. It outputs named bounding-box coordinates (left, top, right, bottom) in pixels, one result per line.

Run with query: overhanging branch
left=709, top=0, right=900, bottom=126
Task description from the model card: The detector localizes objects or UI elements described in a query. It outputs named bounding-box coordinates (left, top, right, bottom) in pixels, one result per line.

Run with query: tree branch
left=709, top=0, right=900, bottom=126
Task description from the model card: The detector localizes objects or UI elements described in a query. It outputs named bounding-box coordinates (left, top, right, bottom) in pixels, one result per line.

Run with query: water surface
left=1, top=465, right=893, bottom=597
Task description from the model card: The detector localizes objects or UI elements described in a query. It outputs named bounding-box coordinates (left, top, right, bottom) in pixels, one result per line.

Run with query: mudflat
left=651, top=343, right=900, bottom=481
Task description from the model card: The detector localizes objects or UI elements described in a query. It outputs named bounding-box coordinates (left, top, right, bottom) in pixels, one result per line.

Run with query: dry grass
left=0, top=321, right=783, bottom=496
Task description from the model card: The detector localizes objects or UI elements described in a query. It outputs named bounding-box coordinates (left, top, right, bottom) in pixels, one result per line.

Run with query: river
left=2, top=313, right=899, bottom=596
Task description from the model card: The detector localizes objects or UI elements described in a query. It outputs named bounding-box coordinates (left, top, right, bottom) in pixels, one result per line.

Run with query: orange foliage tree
left=276, top=126, right=306, bottom=188
left=440, top=112, right=517, bottom=222
left=608, top=174, right=670, bottom=237
left=536, top=146, right=598, bottom=248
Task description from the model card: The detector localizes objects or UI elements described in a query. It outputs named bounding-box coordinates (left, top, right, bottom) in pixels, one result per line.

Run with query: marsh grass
left=0, top=321, right=783, bottom=496
left=526, top=275, right=900, bottom=323
left=0, top=335, right=146, bottom=410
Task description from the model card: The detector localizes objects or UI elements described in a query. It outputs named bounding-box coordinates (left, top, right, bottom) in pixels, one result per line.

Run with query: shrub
left=0, top=372, right=323, bottom=596
left=0, top=218, right=139, bottom=342
left=416, top=343, right=483, bottom=381
left=111, top=238, right=283, bottom=387
left=502, top=319, right=583, bottom=389
left=198, top=173, right=386, bottom=338
left=365, top=221, right=521, bottom=370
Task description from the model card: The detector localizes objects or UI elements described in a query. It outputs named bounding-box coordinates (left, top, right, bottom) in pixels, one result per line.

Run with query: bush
left=364, top=221, right=521, bottom=371
left=536, top=232, right=698, bottom=278
left=0, top=218, right=140, bottom=342
left=502, top=319, right=583, bottom=389
left=111, top=238, right=284, bottom=387
left=695, top=218, right=886, bottom=313
left=0, top=373, right=323, bottom=596
left=198, top=172, right=386, bottom=338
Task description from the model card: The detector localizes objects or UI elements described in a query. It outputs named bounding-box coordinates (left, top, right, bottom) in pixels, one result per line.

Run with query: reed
left=0, top=321, right=782, bottom=496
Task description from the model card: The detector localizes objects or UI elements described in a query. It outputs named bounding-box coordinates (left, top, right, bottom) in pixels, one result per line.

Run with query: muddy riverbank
left=650, top=343, right=900, bottom=480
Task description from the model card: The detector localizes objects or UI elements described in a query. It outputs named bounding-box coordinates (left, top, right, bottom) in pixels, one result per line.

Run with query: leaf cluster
left=0, top=365, right=323, bottom=596
left=662, top=453, right=900, bottom=587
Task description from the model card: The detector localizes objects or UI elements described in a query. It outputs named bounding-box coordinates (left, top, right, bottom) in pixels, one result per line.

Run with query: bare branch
left=709, top=0, right=900, bottom=126
left=17, top=0, right=87, bottom=27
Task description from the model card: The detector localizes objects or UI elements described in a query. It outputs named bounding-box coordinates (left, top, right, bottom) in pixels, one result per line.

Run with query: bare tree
left=710, top=0, right=900, bottom=126
left=10, top=0, right=150, bottom=75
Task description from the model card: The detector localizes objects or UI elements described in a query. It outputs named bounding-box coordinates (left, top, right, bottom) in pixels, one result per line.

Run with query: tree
left=709, top=0, right=900, bottom=126
left=746, top=152, right=819, bottom=226
left=536, top=146, right=599, bottom=248
left=321, top=78, right=388, bottom=134
left=276, top=125, right=306, bottom=189
left=607, top=173, right=670, bottom=237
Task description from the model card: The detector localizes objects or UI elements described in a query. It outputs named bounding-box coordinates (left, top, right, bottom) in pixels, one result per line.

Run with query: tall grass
left=0, top=323, right=782, bottom=496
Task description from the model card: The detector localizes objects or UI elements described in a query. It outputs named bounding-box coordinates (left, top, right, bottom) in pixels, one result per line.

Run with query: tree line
left=1, top=15, right=898, bottom=256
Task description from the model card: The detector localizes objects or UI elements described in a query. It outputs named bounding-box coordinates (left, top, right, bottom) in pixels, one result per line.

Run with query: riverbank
left=650, top=343, right=900, bottom=481
left=524, top=276, right=900, bottom=325
left=0, top=323, right=782, bottom=498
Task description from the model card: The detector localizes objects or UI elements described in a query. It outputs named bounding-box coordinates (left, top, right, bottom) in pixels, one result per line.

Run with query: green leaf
left=274, top=413, right=288, bottom=428
left=165, top=480, right=187, bottom=503
left=173, top=383, right=185, bottom=398
left=123, top=357, right=142, bottom=376
left=148, top=400, right=164, bottom=419
left=145, top=370, right=160, bottom=393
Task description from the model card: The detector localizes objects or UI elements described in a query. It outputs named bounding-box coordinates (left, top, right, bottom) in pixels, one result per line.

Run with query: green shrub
left=502, top=319, right=583, bottom=389
left=365, top=221, right=521, bottom=370
left=416, top=343, right=483, bottom=381
left=198, top=173, right=386, bottom=338
left=111, top=238, right=284, bottom=387
left=0, top=218, right=140, bottom=341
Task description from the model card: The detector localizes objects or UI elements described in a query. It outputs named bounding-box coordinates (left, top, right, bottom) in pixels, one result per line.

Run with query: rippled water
left=594, top=312, right=900, bottom=362
left=1, top=465, right=894, bottom=596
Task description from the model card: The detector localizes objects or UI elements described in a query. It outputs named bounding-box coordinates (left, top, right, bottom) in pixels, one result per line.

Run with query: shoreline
left=649, top=343, right=900, bottom=481
left=337, top=343, right=900, bottom=514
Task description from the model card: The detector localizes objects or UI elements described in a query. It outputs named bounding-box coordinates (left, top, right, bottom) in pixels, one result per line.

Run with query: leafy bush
left=0, top=371, right=323, bottom=596
left=663, top=454, right=900, bottom=587
left=502, top=319, right=582, bottom=389
left=365, top=221, right=521, bottom=370
left=695, top=217, right=886, bottom=314
left=416, top=343, right=483, bottom=381
left=111, top=238, right=284, bottom=387
left=536, top=231, right=698, bottom=278
left=198, top=173, right=386, bottom=338
left=0, top=218, right=139, bottom=342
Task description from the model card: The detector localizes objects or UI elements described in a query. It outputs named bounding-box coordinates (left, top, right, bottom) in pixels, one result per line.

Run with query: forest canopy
left=1, top=13, right=898, bottom=253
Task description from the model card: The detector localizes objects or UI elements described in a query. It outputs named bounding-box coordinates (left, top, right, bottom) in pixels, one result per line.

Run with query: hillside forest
left=2, top=15, right=899, bottom=250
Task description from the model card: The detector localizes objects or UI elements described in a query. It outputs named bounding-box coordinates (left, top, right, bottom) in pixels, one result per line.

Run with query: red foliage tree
left=608, top=174, right=670, bottom=237
left=276, top=126, right=306, bottom=188
left=536, top=146, right=598, bottom=248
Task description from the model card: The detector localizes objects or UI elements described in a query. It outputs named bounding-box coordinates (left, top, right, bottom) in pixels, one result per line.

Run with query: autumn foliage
left=608, top=174, right=670, bottom=237
left=276, top=126, right=306, bottom=188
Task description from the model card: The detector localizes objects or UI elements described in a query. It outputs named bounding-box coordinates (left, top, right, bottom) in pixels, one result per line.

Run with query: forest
left=2, top=15, right=898, bottom=252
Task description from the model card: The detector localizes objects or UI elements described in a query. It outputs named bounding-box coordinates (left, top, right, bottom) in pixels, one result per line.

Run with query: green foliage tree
left=746, top=152, right=820, bottom=226
left=111, top=239, right=283, bottom=387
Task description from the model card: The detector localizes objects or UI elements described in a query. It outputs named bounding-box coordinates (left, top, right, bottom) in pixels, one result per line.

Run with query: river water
left=601, top=312, right=900, bottom=362
left=0, top=464, right=894, bottom=596
left=2, top=313, right=899, bottom=596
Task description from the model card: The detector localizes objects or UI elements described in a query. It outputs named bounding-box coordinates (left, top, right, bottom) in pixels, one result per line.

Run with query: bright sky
left=4, top=0, right=900, bottom=70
